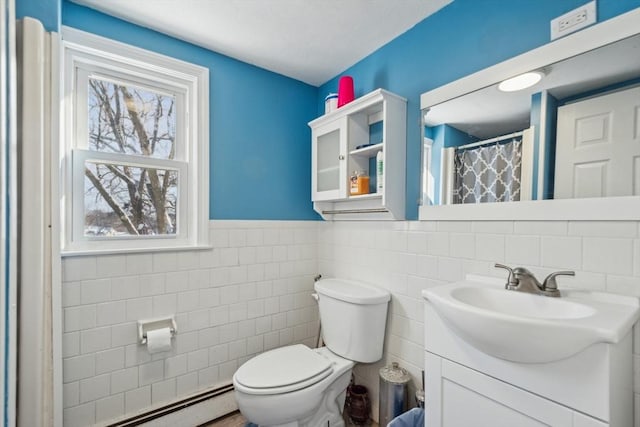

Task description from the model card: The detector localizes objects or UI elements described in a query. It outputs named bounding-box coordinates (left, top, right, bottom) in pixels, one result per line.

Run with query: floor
left=203, top=411, right=380, bottom=427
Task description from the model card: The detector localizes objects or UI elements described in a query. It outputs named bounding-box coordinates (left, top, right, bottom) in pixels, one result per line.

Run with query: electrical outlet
left=550, top=1, right=597, bottom=40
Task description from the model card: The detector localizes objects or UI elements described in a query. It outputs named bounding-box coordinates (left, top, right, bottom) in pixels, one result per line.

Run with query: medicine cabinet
left=308, top=89, right=406, bottom=220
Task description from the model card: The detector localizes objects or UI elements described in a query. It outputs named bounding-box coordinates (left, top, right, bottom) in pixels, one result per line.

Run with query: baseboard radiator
left=106, top=384, right=235, bottom=427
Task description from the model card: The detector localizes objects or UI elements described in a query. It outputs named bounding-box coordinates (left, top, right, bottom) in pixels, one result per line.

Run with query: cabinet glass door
left=313, top=119, right=346, bottom=200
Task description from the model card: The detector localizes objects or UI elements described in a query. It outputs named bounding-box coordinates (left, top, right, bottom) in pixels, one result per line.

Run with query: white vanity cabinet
left=309, top=89, right=406, bottom=220
left=423, top=289, right=634, bottom=427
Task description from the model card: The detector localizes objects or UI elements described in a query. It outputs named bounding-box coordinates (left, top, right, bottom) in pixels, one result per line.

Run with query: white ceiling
left=70, top=0, right=452, bottom=86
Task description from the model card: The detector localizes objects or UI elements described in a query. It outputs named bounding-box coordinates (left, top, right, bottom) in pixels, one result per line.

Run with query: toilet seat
left=234, top=344, right=333, bottom=395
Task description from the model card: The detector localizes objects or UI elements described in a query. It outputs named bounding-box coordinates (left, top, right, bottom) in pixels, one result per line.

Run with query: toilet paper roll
left=146, top=327, right=172, bottom=354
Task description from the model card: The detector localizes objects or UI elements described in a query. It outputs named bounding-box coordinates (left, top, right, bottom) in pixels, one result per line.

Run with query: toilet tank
left=314, top=278, right=390, bottom=363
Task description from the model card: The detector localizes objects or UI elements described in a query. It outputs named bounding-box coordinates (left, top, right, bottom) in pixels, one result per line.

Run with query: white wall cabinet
left=309, top=89, right=406, bottom=220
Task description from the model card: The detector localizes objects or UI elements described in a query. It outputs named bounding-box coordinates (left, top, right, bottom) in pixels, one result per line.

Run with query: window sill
left=61, top=244, right=213, bottom=258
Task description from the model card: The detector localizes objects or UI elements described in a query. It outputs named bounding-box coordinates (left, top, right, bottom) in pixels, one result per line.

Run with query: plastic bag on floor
left=387, top=407, right=425, bottom=427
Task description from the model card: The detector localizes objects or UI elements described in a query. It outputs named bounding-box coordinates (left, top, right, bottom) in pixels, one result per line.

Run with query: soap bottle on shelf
left=350, top=171, right=369, bottom=196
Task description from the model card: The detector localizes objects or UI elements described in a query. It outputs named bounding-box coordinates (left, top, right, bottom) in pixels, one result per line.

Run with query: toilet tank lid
left=314, top=279, right=390, bottom=305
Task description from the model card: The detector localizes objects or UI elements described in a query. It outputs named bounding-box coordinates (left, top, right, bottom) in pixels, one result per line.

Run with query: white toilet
left=233, top=278, right=391, bottom=427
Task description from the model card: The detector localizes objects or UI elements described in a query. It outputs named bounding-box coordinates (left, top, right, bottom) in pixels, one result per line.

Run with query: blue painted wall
left=17, top=0, right=640, bottom=220
left=319, top=0, right=640, bottom=219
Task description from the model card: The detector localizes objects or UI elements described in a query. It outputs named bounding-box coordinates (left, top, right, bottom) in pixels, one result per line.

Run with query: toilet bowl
left=234, top=345, right=354, bottom=426
left=233, top=278, right=390, bottom=427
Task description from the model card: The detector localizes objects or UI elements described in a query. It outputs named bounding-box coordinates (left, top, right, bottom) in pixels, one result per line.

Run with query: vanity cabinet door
left=426, top=353, right=579, bottom=427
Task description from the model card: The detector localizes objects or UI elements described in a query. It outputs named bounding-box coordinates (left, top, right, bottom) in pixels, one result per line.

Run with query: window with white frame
left=61, top=27, right=209, bottom=253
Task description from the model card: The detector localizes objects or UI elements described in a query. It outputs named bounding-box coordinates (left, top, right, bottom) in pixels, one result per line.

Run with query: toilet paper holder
left=137, top=316, right=177, bottom=345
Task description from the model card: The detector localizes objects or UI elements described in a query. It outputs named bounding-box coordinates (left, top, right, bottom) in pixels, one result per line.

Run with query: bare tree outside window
left=85, top=78, right=179, bottom=237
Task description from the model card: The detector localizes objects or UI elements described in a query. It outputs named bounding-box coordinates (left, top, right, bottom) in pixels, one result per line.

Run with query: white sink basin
left=423, top=275, right=640, bottom=363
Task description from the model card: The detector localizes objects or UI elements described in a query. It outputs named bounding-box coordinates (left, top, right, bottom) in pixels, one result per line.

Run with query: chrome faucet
left=494, top=264, right=575, bottom=297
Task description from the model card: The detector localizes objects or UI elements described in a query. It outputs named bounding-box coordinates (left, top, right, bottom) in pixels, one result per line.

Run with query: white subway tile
left=198, top=288, right=220, bottom=309
left=79, top=373, right=110, bottom=403
left=111, top=367, right=139, bottom=394
left=540, top=236, right=582, bottom=270
left=96, top=255, right=127, bottom=278
left=95, top=347, right=125, bottom=375
left=437, top=257, right=464, bottom=282
left=514, top=221, right=567, bottom=236
left=220, top=286, right=239, bottom=305
left=152, top=294, right=178, bottom=317
left=218, top=323, right=238, bottom=344
left=111, top=276, right=140, bottom=301
left=177, top=291, right=199, bottom=313
left=152, top=378, right=177, bottom=404
left=124, top=386, right=151, bottom=414
left=239, top=247, right=257, bottom=265
left=569, top=221, right=638, bottom=238
left=229, top=339, right=247, bottom=359
left=63, top=257, right=97, bottom=282
left=247, top=300, right=265, bottom=319
left=264, top=332, right=279, bottom=351
left=426, top=232, right=449, bottom=256
left=209, top=344, right=229, bottom=365
left=437, top=221, right=472, bottom=233
left=198, top=366, right=219, bottom=388
left=188, top=269, right=210, bottom=290
left=63, top=381, right=79, bottom=408
left=229, top=302, right=248, bottom=322
left=80, top=327, right=112, bottom=354
left=63, top=401, right=95, bottom=427
left=415, top=255, right=438, bottom=279
left=472, top=221, right=513, bottom=234
left=606, top=275, right=640, bottom=296
left=165, top=271, right=189, bottom=294
left=164, top=354, right=187, bottom=378
left=389, top=230, right=408, bottom=252
left=279, top=328, right=293, bottom=346
left=583, top=238, right=634, bottom=275
left=81, top=279, right=111, bottom=304
left=198, top=327, right=220, bottom=349
left=219, top=360, right=238, bottom=384
left=475, top=234, right=505, bottom=262
left=125, top=343, right=151, bottom=368
left=125, top=253, right=153, bottom=275
left=229, top=266, right=248, bottom=284
left=238, top=319, right=256, bottom=339
left=187, top=349, right=209, bottom=372
left=238, top=283, right=257, bottom=301
left=264, top=263, right=280, bottom=280
left=247, top=264, right=266, bottom=282
left=219, top=248, right=239, bottom=266
left=246, top=229, right=264, bottom=246
left=63, top=332, right=80, bottom=358
left=210, top=306, right=229, bottom=327
left=96, top=301, right=126, bottom=326
left=139, top=360, right=164, bottom=386
left=449, top=233, right=475, bottom=259
left=126, top=297, right=153, bottom=321
left=95, top=393, right=124, bottom=424
left=62, top=282, right=81, bottom=307
left=505, top=235, right=540, bottom=266
left=152, top=252, right=178, bottom=273
left=139, top=274, right=166, bottom=296
left=199, top=249, right=220, bottom=269
left=185, top=310, right=209, bottom=331
left=64, top=354, right=96, bottom=383
left=111, top=323, right=137, bottom=347
left=175, top=331, right=198, bottom=354
left=176, top=372, right=198, bottom=396
left=177, top=251, right=201, bottom=271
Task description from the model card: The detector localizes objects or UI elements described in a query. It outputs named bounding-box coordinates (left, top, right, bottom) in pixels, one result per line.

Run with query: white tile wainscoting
left=61, top=221, right=319, bottom=426
left=61, top=219, right=640, bottom=426
left=317, top=220, right=640, bottom=425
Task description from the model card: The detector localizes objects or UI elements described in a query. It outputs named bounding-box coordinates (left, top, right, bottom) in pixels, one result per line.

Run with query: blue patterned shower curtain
left=452, top=138, right=523, bottom=204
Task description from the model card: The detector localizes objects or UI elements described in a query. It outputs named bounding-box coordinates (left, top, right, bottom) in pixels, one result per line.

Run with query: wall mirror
left=419, top=9, right=640, bottom=220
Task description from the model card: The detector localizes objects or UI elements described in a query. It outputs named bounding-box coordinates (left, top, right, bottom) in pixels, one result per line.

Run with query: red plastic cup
left=337, top=76, right=355, bottom=107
